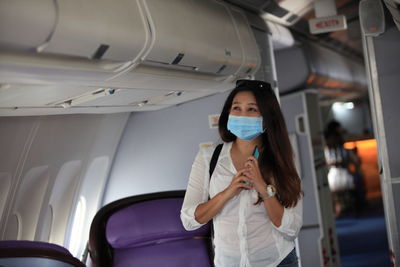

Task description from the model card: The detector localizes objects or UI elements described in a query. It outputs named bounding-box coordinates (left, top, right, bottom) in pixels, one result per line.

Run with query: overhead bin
left=141, top=0, right=242, bottom=75
left=0, top=0, right=57, bottom=50
left=303, top=42, right=362, bottom=90
left=0, top=0, right=259, bottom=84
left=274, top=46, right=310, bottom=92
left=42, top=0, right=149, bottom=62
left=0, top=0, right=149, bottom=62
left=0, top=0, right=150, bottom=82
left=0, top=0, right=263, bottom=116
left=228, top=7, right=261, bottom=77
left=141, top=0, right=259, bottom=77
left=275, top=42, right=367, bottom=100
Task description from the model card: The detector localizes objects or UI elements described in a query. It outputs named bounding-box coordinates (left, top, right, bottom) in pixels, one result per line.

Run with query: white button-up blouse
left=181, top=142, right=303, bottom=267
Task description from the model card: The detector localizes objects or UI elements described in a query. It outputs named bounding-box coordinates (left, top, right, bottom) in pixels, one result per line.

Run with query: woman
left=181, top=80, right=303, bottom=267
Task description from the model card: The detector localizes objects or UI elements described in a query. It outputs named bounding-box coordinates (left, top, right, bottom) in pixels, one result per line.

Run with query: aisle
left=335, top=207, right=391, bottom=267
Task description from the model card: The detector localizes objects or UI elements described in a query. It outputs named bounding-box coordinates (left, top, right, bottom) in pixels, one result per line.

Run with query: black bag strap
left=209, top=144, right=223, bottom=179
left=208, top=143, right=223, bottom=259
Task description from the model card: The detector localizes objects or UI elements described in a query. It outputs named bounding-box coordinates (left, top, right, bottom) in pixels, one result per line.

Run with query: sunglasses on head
left=236, top=79, right=271, bottom=89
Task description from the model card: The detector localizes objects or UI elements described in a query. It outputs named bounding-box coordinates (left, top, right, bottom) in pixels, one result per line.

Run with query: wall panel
left=0, top=113, right=128, bottom=259
left=4, top=166, right=50, bottom=240
left=103, top=91, right=230, bottom=204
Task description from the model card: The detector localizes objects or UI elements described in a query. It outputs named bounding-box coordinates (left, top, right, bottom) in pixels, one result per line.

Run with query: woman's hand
left=244, top=156, right=267, bottom=195
left=222, top=169, right=253, bottom=200
left=245, top=156, right=285, bottom=228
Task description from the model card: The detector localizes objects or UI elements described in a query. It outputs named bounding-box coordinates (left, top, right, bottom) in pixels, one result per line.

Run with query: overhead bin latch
left=171, top=53, right=185, bottom=65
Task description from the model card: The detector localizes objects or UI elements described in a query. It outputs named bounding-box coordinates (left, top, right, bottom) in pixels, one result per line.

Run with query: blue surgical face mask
left=227, top=115, right=264, bottom=141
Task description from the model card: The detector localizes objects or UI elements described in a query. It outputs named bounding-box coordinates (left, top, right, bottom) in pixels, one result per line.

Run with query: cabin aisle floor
left=335, top=199, right=391, bottom=267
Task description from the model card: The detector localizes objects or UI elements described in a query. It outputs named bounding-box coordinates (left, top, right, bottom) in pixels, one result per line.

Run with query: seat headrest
left=106, top=198, right=210, bottom=249
left=0, top=240, right=71, bottom=255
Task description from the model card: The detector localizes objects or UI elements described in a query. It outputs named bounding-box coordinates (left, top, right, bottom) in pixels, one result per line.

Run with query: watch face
left=267, top=186, right=272, bottom=194
left=267, top=185, right=276, bottom=196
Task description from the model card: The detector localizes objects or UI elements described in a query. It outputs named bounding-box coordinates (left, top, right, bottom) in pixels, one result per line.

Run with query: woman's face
left=230, top=91, right=261, bottom=117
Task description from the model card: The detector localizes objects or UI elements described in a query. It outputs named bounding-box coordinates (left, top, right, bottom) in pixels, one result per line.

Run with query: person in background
left=324, top=120, right=360, bottom=217
left=181, top=80, right=303, bottom=267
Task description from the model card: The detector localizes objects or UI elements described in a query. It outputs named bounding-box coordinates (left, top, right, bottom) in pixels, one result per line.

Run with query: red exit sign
left=309, top=15, right=347, bottom=34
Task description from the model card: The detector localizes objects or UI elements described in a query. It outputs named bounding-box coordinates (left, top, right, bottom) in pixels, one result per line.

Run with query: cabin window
left=68, top=196, right=86, bottom=256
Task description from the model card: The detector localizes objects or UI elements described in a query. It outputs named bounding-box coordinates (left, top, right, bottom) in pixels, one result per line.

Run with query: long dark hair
left=218, top=80, right=302, bottom=208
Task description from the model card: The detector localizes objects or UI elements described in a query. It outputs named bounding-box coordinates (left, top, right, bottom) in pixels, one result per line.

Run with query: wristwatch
left=260, top=184, right=276, bottom=200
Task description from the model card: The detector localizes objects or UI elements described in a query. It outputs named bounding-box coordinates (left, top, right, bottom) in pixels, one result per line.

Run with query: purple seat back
left=0, top=240, right=70, bottom=254
left=106, top=198, right=209, bottom=248
left=0, top=240, right=85, bottom=267
left=113, top=238, right=212, bottom=267
left=89, top=191, right=213, bottom=267
left=106, top=197, right=212, bottom=267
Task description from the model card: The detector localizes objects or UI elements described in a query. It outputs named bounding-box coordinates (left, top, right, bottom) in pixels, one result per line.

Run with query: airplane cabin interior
left=0, top=0, right=400, bottom=266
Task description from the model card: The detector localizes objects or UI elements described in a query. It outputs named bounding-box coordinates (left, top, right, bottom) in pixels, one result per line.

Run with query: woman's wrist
left=219, top=190, right=232, bottom=201
left=258, top=183, right=277, bottom=200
